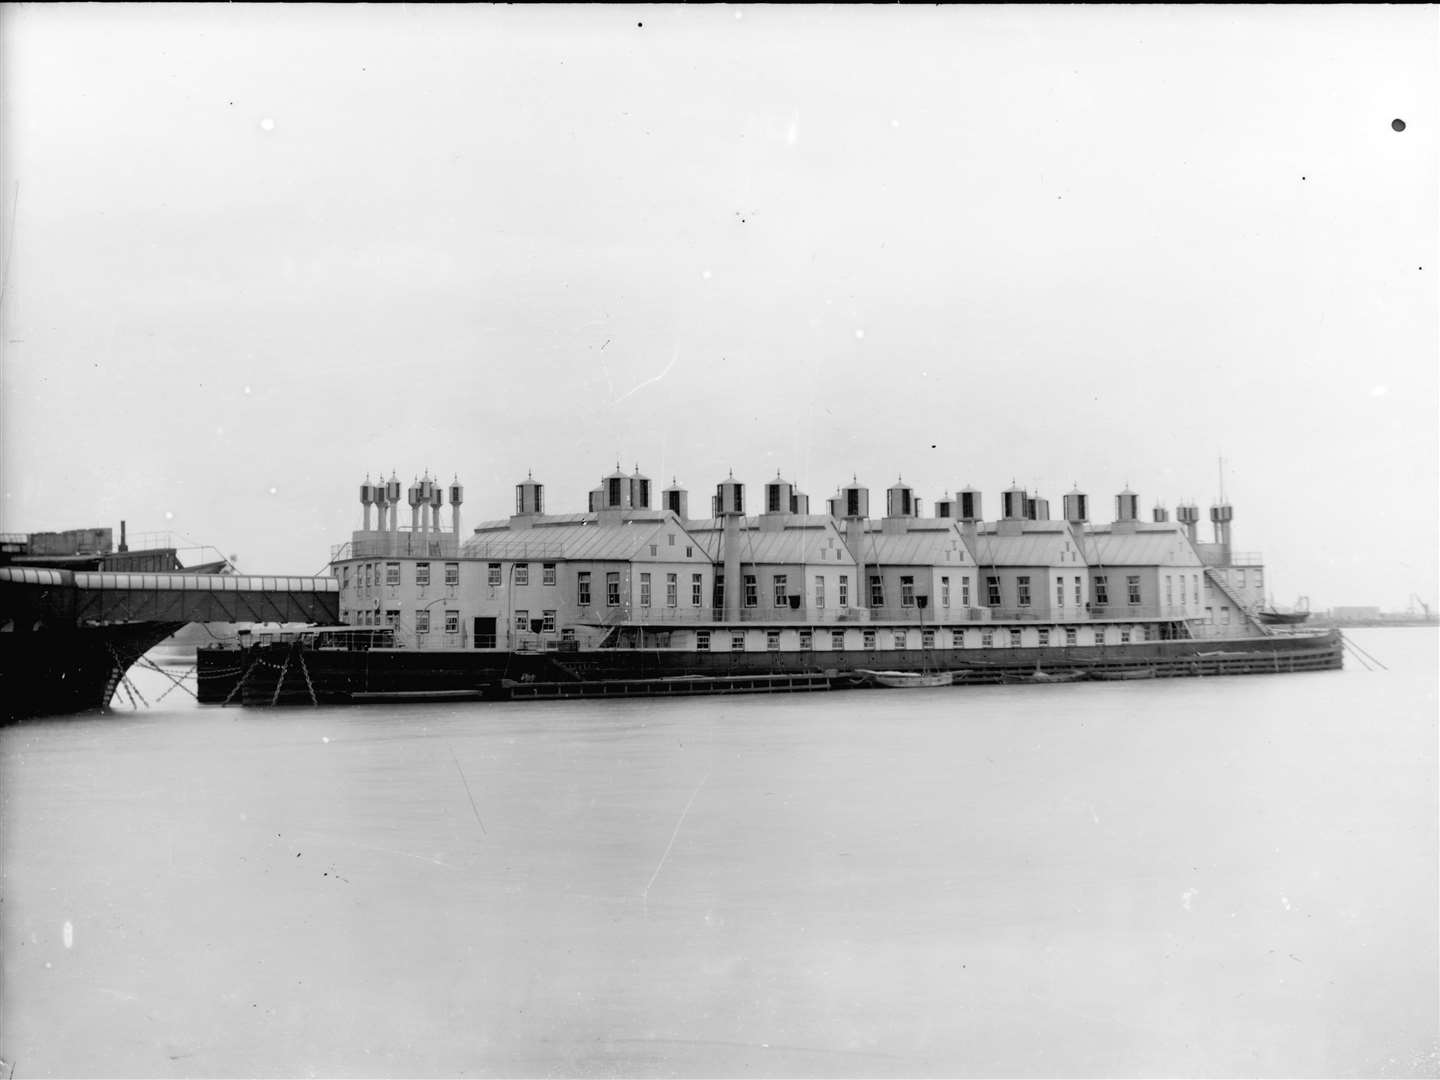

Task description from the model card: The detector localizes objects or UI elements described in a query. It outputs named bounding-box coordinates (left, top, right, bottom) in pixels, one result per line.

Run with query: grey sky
left=2, top=5, right=1435, bottom=609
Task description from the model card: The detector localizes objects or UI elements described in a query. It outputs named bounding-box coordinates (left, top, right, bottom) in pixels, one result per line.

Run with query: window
left=692, top=573, right=703, bottom=606
left=767, top=630, right=781, bottom=651
left=543, top=563, right=557, bottom=586
left=668, top=534, right=675, bottom=547
left=713, top=575, right=724, bottom=611
left=893, top=630, right=907, bottom=649
left=1017, top=576, right=1031, bottom=607
left=364, top=564, right=372, bottom=588
left=981, top=630, right=994, bottom=647
left=1056, top=577, right=1065, bottom=607
left=1120, top=628, right=1132, bottom=643
left=1140, top=625, right=1150, bottom=642
left=696, top=630, right=711, bottom=651
left=839, top=575, right=849, bottom=608
left=1075, top=576, right=1082, bottom=605
left=1193, top=575, right=1200, bottom=604
left=578, top=571, right=592, bottom=606
left=515, top=609, right=529, bottom=632
left=649, top=544, right=658, bottom=557
left=385, top=609, right=399, bottom=627
left=773, top=574, right=788, bottom=608
left=815, top=575, right=825, bottom=610
left=415, top=562, right=430, bottom=587
left=1009, top=629, right=1022, bottom=647
left=386, top=562, right=400, bottom=586
left=1221, top=606, right=1231, bottom=624
left=962, top=576, right=971, bottom=607
left=607, top=572, right=621, bottom=606
left=986, top=576, right=1001, bottom=607
left=831, top=630, right=846, bottom=650
left=1038, top=629, right=1050, bottom=646
left=444, top=610, right=459, bottom=634
left=870, top=576, right=884, bottom=608
left=1094, top=629, right=1105, bottom=645
left=1127, top=575, right=1141, bottom=605
left=686, top=546, right=693, bottom=558
left=515, top=564, right=529, bottom=586
left=1094, top=576, right=1109, bottom=605
left=922, top=629, right=935, bottom=649
left=744, top=574, right=758, bottom=608
left=487, top=563, right=502, bottom=587
left=863, top=629, right=877, bottom=650
left=415, top=609, right=430, bottom=634
left=640, top=572, right=652, bottom=608
left=1165, top=576, right=1173, bottom=605
left=941, top=576, right=951, bottom=608
left=1237, top=569, right=1246, bottom=589
left=342, top=565, right=350, bottom=590
left=1064, top=628, right=1077, bottom=646
left=444, top=562, right=459, bottom=586
left=542, top=609, right=556, bottom=632
left=799, top=629, right=813, bottom=650
left=730, top=631, right=746, bottom=652
left=666, top=573, right=678, bottom=607
left=901, top=576, right=915, bottom=607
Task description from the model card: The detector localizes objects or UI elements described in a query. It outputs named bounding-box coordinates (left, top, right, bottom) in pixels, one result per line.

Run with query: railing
left=333, top=533, right=461, bottom=560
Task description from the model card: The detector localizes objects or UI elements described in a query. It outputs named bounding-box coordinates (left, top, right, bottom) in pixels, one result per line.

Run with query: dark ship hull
left=1, top=622, right=186, bottom=722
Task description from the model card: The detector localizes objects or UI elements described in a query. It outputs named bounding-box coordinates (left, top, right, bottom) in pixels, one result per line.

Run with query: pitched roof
left=462, top=513, right=702, bottom=562
left=853, top=522, right=972, bottom=566
left=1082, top=525, right=1205, bottom=568
left=683, top=516, right=855, bottom=567
left=971, top=524, right=1086, bottom=568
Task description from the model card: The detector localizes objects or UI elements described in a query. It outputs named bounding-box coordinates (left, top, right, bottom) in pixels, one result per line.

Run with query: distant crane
left=1409, top=594, right=1432, bottom=618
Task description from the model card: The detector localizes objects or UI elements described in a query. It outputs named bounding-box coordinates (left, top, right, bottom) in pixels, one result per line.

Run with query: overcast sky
left=2, top=5, right=1435, bottom=610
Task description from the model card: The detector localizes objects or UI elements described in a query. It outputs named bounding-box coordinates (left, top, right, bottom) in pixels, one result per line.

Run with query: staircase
left=1204, top=568, right=1267, bottom=633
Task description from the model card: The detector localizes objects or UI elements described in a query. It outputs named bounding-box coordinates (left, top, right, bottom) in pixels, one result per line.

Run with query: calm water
left=2, top=629, right=1436, bottom=1078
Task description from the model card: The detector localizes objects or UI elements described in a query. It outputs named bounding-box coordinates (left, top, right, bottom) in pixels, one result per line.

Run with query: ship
left=194, top=466, right=1344, bottom=706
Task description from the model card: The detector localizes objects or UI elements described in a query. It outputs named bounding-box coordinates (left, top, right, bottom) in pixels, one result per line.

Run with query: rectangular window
left=1094, top=629, right=1106, bottom=645
left=1221, top=606, right=1231, bottom=624
left=384, top=609, right=399, bottom=627
left=696, top=630, right=711, bottom=651
left=1193, top=575, right=1200, bottom=604
left=831, top=629, right=846, bottom=650
left=731, top=631, right=746, bottom=652
left=444, top=562, right=459, bottom=586
left=1038, top=629, right=1050, bottom=646
left=713, top=575, right=724, bottom=611
left=692, top=573, right=703, bottom=606
left=981, top=630, right=994, bottom=647
left=487, top=563, right=501, bottom=587
left=686, top=546, right=694, bottom=558
left=514, top=563, right=529, bottom=586
left=773, top=574, right=788, bottom=608
left=543, top=563, right=557, bottom=586
left=607, top=572, right=621, bottom=606
left=578, top=571, right=591, bottom=606
left=415, top=609, right=430, bottom=634
left=1009, top=628, right=1022, bottom=647
left=1165, top=576, right=1173, bottom=605
left=515, top=609, right=529, bottom=632
left=1094, top=576, right=1109, bottom=605
left=542, top=609, right=556, bottom=632
left=415, top=562, right=430, bottom=587
left=799, top=629, right=813, bottom=650
left=869, top=576, right=884, bottom=608
left=941, top=576, right=951, bottom=608
left=1064, top=628, right=1077, bottom=646
left=640, top=572, right=652, bottom=608
left=1075, top=576, right=1082, bottom=605
left=1120, top=628, right=1132, bottom=643
left=962, top=576, right=971, bottom=607
left=986, top=576, right=1001, bottom=607
left=1127, top=575, right=1141, bottom=605
left=1056, top=577, right=1065, bottom=607
left=922, top=629, right=936, bottom=649
left=814, top=575, right=825, bottom=610
left=666, top=573, right=678, bottom=607
left=444, top=610, right=459, bottom=635
left=1017, top=576, right=1031, bottom=607
left=839, top=575, right=849, bottom=608
left=386, top=562, right=400, bottom=586
left=649, top=544, right=658, bottom=557
left=364, top=564, right=373, bottom=588
left=892, top=630, right=907, bottom=649
left=863, top=629, right=877, bottom=650
left=744, top=574, right=758, bottom=608
left=342, top=566, right=350, bottom=590
left=901, top=575, right=916, bottom=607
left=767, top=630, right=781, bottom=651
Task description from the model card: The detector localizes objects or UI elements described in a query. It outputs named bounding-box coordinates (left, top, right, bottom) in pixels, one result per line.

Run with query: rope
left=297, top=647, right=318, bottom=706
left=221, top=655, right=257, bottom=706
left=269, top=646, right=294, bottom=707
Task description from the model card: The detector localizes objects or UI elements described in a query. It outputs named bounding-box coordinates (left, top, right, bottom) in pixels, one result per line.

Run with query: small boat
left=857, top=669, right=955, bottom=688
left=1009, top=669, right=1087, bottom=684
left=1090, top=667, right=1156, bottom=681
left=1258, top=609, right=1310, bottom=625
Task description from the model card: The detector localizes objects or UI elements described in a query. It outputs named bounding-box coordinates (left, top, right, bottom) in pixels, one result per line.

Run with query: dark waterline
left=2, top=628, right=1436, bottom=1078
